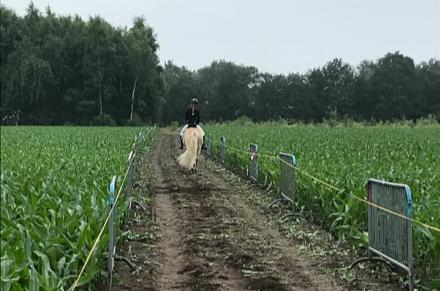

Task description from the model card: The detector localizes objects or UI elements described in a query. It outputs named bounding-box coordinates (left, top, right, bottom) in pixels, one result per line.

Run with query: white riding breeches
left=179, top=124, right=188, bottom=137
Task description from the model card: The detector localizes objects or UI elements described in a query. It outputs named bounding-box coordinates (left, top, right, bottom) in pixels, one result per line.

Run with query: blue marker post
left=108, top=175, right=117, bottom=290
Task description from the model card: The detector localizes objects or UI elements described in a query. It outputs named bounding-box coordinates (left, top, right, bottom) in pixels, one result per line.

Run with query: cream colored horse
left=177, top=127, right=203, bottom=171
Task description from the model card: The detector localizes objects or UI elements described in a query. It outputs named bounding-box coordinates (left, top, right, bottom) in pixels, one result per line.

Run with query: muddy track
left=113, top=132, right=344, bottom=290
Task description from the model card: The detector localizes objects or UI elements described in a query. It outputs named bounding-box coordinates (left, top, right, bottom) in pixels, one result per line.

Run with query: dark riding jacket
left=185, top=106, right=200, bottom=127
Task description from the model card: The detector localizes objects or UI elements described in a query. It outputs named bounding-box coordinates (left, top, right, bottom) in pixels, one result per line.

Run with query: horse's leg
left=195, top=140, right=202, bottom=172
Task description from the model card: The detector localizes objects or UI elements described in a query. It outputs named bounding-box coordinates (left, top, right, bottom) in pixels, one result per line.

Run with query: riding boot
left=202, top=136, right=207, bottom=150
left=179, top=136, right=184, bottom=149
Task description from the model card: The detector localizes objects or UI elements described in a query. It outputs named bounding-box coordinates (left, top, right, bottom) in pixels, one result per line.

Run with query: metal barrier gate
left=268, top=153, right=296, bottom=214
left=367, top=178, right=413, bottom=290
left=249, top=143, right=258, bottom=183
left=220, top=136, right=226, bottom=164
left=279, top=153, right=296, bottom=203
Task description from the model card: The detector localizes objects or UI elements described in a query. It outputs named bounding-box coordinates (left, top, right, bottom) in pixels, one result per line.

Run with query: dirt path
left=112, top=131, right=347, bottom=290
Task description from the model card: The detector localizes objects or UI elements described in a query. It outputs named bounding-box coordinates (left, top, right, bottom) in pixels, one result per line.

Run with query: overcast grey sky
left=3, top=0, right=440, bottom=74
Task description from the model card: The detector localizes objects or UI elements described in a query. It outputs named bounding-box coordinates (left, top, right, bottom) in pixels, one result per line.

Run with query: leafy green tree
left=285, top=73, right=309, bottom=121
left=416, top=59, right=440, bottom=117
left=254, top=74, right=288, bottom=120
left=352, top=60, right=376, bottom=120
left=320, top=59, right=355, bottom=117
left=369, top=52, right=419, bottom=119
left=2, top=37, right=54, bottom=122
left=197, top=61, right=258, bottom=121
left=82, top=16, right=115, bottom=117
left=162, top=61, right=199, bottom=124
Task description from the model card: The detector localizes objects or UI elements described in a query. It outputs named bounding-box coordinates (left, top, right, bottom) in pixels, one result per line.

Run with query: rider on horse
left=179, top=98, right=206, bottom=150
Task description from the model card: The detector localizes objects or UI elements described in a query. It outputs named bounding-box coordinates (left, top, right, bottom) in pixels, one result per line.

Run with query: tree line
left=1, top=4, right=439, bottom=125
left=163, top=57, right=440, bottom=125
left=1, top=4, right=165, bottom=125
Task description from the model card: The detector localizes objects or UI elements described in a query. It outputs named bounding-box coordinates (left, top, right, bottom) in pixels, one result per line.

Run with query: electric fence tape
left=69, top=150, right=135, bottom=290
left=210, top=138, right=440, bottom=234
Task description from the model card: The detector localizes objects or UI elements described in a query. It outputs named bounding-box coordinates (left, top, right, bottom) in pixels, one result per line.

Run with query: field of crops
left=1, top=126, right=156, bottom=290
left=205, top=122, right=440, bottom=287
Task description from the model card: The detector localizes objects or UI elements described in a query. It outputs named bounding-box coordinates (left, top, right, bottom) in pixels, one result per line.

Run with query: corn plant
left=1, top=126, right=156, bottom=290
left=206, top=122, right=440, bottom=288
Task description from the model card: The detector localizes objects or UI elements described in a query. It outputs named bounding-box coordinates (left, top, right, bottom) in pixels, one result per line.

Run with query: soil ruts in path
left=113, top=131, right=344, bottom=290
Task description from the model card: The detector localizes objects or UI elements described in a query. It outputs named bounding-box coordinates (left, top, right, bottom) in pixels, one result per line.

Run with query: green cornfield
left=205, top=122, right=440, bottom=287
left=1, top=126, right=156, bottom=290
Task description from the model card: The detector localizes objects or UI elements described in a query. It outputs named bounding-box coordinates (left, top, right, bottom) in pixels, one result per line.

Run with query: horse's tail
left=177, top=131, right=199, bottom=170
